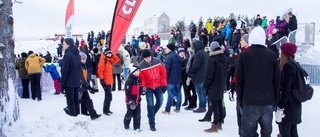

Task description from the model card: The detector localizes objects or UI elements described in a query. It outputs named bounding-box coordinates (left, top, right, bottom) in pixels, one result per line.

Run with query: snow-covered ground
left=3, top=85, right=320, bottom=137
left=5, top=34, right=320, bottom=137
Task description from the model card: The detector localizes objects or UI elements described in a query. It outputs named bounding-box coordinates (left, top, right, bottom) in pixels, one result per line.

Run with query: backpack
left=290, top=60, right=314, bottom=102
left=88, top=52, right=96, bottom=63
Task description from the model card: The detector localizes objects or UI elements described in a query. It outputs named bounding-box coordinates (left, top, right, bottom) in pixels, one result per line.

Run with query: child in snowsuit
left=123, top=64, right=143, bottom=132
left=44, top=64, right=61, bottom=95
left=79, top=52, right=101, bottom=120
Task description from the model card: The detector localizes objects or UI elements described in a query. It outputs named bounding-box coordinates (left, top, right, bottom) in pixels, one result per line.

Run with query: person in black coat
left=91, top=48, right=101, bottom=91
left=277, top=42, right=301, bottom=137
left=57, top=44, right=63, bottom=57
left=236, top=27, right=280, bottom=137
left=179, top=49, right=189, bottom=106
left=254, top=14, right=262, bottom=26
left=202, top=42, right=227, bottom=132
left=287, top=12, right=298, bottom=44
left=60, top=38, right=82, bottom=117
left=188, top=40, right=209, bottom=113
left=44, top=51, right=52, bottom=63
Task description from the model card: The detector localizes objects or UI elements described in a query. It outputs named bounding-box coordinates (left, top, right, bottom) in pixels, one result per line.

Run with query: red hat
left=155, top=35, right=159, bottom=39
left=280, top=42, right=297, bottom=57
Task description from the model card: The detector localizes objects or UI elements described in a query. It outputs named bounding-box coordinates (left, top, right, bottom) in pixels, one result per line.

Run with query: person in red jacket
left=97, top=48, right=120, bottom=116
left=138, top=49, right=167, bottom=131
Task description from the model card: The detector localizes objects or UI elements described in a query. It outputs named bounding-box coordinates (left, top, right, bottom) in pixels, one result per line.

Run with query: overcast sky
left=13, top=0, right=319, bottom=41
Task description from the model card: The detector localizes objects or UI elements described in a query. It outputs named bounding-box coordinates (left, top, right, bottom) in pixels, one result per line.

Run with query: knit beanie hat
left=21, top=52, right=28, bottom=58
left=64, top=38, right=74, bottom=46
left=280, top=42, right=297, bottom=57
left=249, top=27, right=266, bottom=47
left=242, top=34, right=249, bottom=44
left=167, top=43, right=175, bottom=51
left=142, top=49, right=152, bottom=58
left=28, top=51, right=34, bottom=56
left=128, top=63, right=139, bottom=73
left=210, top=41, right=220, bottom=51
left=92, top=48, right=99, bottom=54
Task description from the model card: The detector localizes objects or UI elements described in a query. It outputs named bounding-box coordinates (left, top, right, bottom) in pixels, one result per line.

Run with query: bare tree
left=0, top=0, right=20, bottom=136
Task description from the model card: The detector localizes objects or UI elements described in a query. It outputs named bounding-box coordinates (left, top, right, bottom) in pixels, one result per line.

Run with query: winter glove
left=128, top=100, right=137, bottom=110
left=87, top=86, right=95, bottom=94
left=186, top=77, right=192, bottom=86
left=60, top=82, right=65, bottom=94
left=139, top=86, right=147, bottom=95
left=275, top=107, right=285, bottom=123
left=161, top=86, right=167, bottom=94
left=100, top=79, right=107, bottom=89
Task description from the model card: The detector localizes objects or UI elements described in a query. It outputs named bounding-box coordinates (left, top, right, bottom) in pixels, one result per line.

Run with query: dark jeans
left=87, top=68, right=92, bottom=82
left=181, top=77, right=189, bottom=103
left=278, top=123, right=298, bottom=137
left=29, top=73, right=41, bottom=100
left=79, top=91, right=98, bottom=118
left=21, top=78, right=30, bottom=98
left=165, top=84, right=182, bottom=112
left=124, top=104, right=141, bottom=130
left=206, top=100, right=224, bottom=124
left=242, top=105, right=274, bottom=137
left=145, top=87, right=163, bottom=126
left=194, top=82, right=206, bottom=108
left=102, top=85, right=112, bottom=113
left=65, top=87, right=80, bottom=116
left=112, top=74, right=121, bottom=90
left=225, top=73, right=234, bottom=90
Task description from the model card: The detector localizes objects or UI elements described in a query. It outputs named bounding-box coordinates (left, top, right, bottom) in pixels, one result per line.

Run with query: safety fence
left=301, top=64, right=320, bottom=85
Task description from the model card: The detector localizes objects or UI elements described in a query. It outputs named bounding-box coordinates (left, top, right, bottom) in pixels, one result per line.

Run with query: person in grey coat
left=112, top=52, right=124, bottom=91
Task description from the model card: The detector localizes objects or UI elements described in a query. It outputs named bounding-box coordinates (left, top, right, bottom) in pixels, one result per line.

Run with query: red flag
left=65, top=0, right=74, bottom=38
left=110, top=0, right=142, bottom=53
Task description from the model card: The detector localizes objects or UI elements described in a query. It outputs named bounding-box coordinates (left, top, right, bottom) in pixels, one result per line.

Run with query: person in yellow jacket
left=97, top=48, right=120, bottom=115
left=25, top=51, right=45, bottom=101
left=205, top=18, right=214, bottom=35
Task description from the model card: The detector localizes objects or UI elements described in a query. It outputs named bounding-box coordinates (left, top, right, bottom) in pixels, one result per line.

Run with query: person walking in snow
left=161, top=43, right=183, bottom=114
left=138, top=49, right=167, bottom=131
left=78, top=52, right=101, bottom=120
left=123, top=64, right=142, bottom=132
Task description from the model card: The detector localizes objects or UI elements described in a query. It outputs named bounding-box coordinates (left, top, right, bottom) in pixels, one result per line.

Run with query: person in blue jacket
left=44, top=64, right=61, bottom=95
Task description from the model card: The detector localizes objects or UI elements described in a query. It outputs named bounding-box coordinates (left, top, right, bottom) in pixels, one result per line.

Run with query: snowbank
left=296, top=35, right=320, bottom=65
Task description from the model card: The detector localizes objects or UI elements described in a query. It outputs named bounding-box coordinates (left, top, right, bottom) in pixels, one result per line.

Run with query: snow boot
left=217, top=123, right=223, bottom=130
left=204, top=123, right=218, bottom=133
left=150, top=125, right=156, bottom=131
left=193, top=107, right=206, bottom=113
left=198, top=117, right=211, bottom=122
left=185, top=95, right=197, bottom=110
